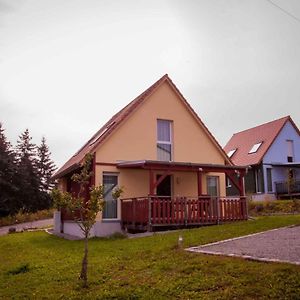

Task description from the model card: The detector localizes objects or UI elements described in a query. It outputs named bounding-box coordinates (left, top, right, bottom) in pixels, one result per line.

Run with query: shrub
left=249, top=199, right=300, bottom=216
left=255, top=204, right=264, bottom=213
left=0, top=208, right=54, bottom=227
left=292, top=199, right=300, bottom=211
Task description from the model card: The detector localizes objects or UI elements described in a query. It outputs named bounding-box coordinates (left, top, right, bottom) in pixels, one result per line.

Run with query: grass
left=0, top=209, right=54, bottom=227
left=1, top=215, right=300, bottom=299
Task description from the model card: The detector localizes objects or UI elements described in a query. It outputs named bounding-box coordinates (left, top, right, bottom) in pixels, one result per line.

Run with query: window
left=266, top=168, right=273, bottom=192
left=255, top=169, right=263, bottom=193
left=249, top=142, right=263, bottom=154
left=227, top=149, right=237, bottom=158
left=102, top=173, right=118, bottom=219
left=226, top=176, right=232, bottom=188
left=287, top=140, right=294, bottom=162
left=157, top=119, right=172, bottom=161
left=207, top=176, right=219, bottom=197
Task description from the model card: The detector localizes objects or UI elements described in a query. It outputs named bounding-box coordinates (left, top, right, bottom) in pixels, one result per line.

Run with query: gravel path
left=0, top=218, right=53, bottom=236
left=187, top=225, right=300, bottom=265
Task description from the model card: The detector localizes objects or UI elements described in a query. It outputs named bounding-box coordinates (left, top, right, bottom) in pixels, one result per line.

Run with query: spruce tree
left=15, top=129, right=41, bottom=212
left=37, top=137, right=56, bottom=208
left=0, top=123, right=18, bottom=215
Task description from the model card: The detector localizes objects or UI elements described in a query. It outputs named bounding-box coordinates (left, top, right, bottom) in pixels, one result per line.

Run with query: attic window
left=157, top=119, right=172, bottom=161
left=89, top=122, right=115, bottom=146
left=227, top=149, right=237, bottom=158
left=249, top=142, right=263, bottom=154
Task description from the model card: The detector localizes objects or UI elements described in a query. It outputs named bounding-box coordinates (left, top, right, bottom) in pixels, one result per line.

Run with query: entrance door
left=156, top=175, right=172, bottom=196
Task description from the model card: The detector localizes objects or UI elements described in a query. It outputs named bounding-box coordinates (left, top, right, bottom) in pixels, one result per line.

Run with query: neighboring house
left=224, top=116, right=300, bottom=200
left=53, top=74, right=247, bottom=237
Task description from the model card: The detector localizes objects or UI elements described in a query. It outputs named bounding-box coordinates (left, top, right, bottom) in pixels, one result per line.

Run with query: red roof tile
left=223, top=116, right=298, bottom=166
left=54, top=74, right=231, bottom=179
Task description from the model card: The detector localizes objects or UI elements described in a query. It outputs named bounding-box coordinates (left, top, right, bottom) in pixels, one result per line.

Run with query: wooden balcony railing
left=121, top=196, right=247, bottom=231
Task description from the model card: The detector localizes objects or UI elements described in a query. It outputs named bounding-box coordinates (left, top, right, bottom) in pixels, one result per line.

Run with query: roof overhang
left=51, top=163, right=80, bottom=180
left=117, top=160, right=247, bottom=173
left=271, top=162, right=300, bottom=168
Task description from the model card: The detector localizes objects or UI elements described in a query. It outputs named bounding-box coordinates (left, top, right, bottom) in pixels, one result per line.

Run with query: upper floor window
left=249, top=142, right=263, bottom=154
left=287, top=140, right=294, bottom=162
left=157, top=119, right=172, bottom=161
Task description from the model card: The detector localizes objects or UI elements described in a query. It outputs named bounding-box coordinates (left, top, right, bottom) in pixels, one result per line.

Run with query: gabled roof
left=54, top=74, right=231, bottom=179
left=224, top=116, right=300, bottom=166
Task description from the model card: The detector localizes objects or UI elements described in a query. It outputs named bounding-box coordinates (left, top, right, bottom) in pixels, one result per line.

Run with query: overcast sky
left=1, top=0, right=300, bottom=168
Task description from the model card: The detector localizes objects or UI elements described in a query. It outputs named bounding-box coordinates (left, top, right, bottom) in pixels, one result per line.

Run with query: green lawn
left=1, top=215, right=300, bottom=299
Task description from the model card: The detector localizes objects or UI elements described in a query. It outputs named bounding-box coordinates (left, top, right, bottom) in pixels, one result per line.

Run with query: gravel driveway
left=0, top=218, right=53, bottom=236
left=187, top=225, right=300, bottom=265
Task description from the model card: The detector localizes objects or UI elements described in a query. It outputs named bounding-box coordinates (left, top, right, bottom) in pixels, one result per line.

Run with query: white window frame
left=227, top=149, right=237, bottom=158
left=249, top=142, right=263, bottom=154
left=226, top=176, right=232, bottom=188
left=207, top=176, right=220, bottom=197
left=157, top=119, right=173, bottom=161
left=102, top=172, right=119, bottom=220
left=287, top=140, right=294, bottom=162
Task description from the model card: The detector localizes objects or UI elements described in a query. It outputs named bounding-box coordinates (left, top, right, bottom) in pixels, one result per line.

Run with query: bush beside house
left=249, top=199, right=300, bottom=216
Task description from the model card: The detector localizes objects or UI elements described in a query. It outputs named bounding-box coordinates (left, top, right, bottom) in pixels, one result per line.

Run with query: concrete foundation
left=59, top=219, right=122, bottom=238
left=250, top=193, right=276, bottom=201
left=95, top=220, right=122, bottom=236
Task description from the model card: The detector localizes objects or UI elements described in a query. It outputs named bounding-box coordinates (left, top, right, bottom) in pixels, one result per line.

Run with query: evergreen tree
left=0, top=123, right=18, bottom=215
left=37, top=137, right=56, bottom=192
left=15, top=129, right=41, bottom=212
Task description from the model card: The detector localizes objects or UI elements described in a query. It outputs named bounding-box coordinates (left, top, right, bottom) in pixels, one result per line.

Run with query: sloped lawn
left=1, top=215, right=300, bottom=299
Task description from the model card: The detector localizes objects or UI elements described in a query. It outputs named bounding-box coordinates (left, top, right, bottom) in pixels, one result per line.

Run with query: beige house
left=53, top=74, right=247, bottom=237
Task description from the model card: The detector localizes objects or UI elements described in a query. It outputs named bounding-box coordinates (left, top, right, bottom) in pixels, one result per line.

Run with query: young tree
left=15, top=129, right=41, bottom=211
left=51, top=153, right=104, bottom=287
left=37, top=136, right=56, bottom=192
left=0, top=123, right=18, bottom=215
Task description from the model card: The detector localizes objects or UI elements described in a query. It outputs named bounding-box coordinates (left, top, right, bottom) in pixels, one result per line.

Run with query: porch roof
left=117, top=160, right=247, bottom=173
left=271, top=162, right=300, bottom=168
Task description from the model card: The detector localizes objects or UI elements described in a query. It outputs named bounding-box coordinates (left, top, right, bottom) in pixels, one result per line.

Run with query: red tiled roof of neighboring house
left=224, top=116, right=300, bottom=166
left=53, top=74, right=232, bottom=179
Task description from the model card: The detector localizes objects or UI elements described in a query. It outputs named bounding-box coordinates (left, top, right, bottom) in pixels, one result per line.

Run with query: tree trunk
left=80, top=234, right=88, bottom=287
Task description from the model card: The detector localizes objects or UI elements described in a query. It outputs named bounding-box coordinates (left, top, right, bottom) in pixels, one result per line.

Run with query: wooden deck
left=121, top=196, right=248, bottom=232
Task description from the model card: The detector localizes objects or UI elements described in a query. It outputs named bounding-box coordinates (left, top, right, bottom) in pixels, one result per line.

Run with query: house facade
left=224, top=116, right=300, bottom=200
left=53, top=75, right=247, bottom=237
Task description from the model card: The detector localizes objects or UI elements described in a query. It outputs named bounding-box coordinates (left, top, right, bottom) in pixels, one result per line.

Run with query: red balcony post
left=197, top=170, right=202, bottom=197
left=148, top=196, right=152, bottom=232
